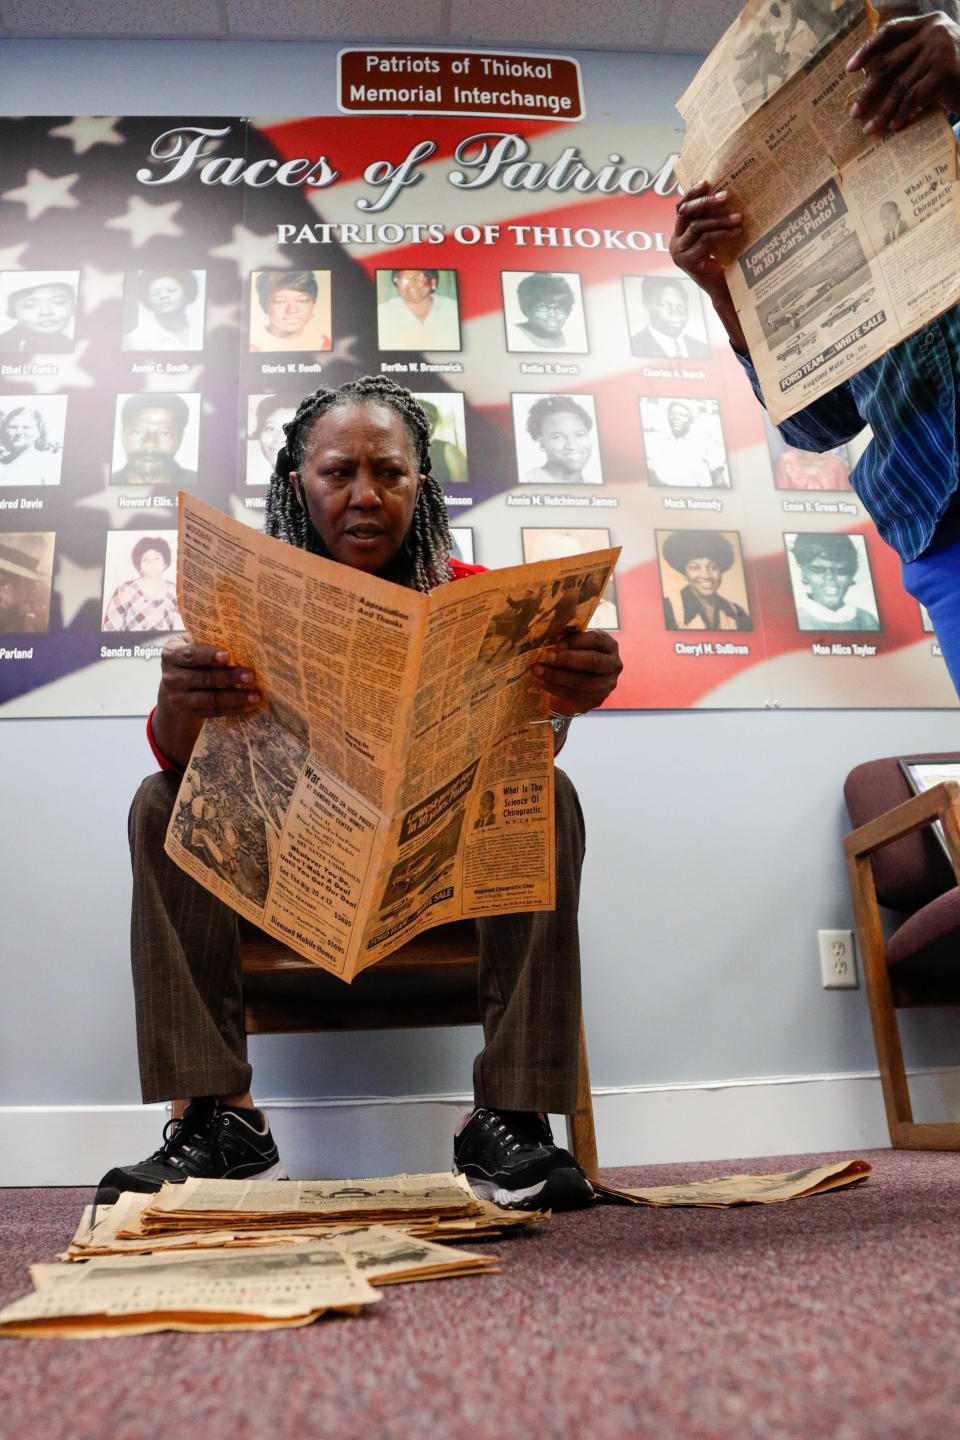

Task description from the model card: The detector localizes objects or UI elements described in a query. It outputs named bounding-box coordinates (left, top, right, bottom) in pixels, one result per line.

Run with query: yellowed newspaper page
left=676, top=1, right=960, bottom=423
left=165, top=492, right=428, bottom=978
left=594, top=1158, right=871, bottom=1206
left=356, top=547, right=619, bottom=967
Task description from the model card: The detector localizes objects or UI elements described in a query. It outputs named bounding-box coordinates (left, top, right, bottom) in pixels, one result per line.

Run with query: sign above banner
left=338, top=47, right=584, bottom=122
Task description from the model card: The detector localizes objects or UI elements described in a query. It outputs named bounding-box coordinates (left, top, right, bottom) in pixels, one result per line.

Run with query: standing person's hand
left=670, top=182, right=749, bottom=354
left=847, top=11, right=960, bottom=133
left=152, top=635, right=261, bottom=769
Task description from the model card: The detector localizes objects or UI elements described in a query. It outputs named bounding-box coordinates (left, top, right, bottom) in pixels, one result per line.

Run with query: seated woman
left=98, top=377, right=622, bottom=1212
left=661, top=529, right=752, bottom=631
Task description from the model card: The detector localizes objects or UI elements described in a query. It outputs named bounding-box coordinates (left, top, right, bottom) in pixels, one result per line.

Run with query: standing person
left=376, top=270, right=461, bottom=350
left=97, top=376, right=622, bottom=1212
left=670, top=4, right=960, bottom=692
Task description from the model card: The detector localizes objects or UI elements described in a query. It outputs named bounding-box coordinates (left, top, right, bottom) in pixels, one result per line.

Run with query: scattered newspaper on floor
left=593, top=1158, right=871, bottom=1207
left=167, top=493, right=618, bottom=981
left=0, top=1242, right=379, bottom=1338
left=675, top=0, right=960, bottom=422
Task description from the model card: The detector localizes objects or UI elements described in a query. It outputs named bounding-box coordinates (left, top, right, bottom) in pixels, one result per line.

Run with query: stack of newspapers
left=0, top=1173, right=541, bottom=1338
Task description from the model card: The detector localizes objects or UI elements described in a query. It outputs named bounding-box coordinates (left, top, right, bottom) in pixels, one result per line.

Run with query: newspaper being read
left=675, top=0, right=960, bottom=423
left=166, top=493, right=619, bottom=980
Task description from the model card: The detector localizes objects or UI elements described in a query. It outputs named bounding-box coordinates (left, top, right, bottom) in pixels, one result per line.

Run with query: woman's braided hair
left=264, top=375, right=454, bottom=593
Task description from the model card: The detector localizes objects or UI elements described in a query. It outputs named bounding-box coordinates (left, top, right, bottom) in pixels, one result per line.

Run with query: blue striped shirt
left=736, top=308, right=960, bottom=563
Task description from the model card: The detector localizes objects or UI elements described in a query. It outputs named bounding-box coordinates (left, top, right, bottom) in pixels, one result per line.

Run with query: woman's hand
left=848, top=12, right=960, bottom=134
left=531, top=630, right=623, bottom=716
left=670, top=182, right=749, bottom=353
left=152, top=634, right=261, bottom=769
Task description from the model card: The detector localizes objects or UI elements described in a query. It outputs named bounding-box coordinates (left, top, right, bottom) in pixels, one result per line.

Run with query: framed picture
left=899, top=757, right=960, bottom=863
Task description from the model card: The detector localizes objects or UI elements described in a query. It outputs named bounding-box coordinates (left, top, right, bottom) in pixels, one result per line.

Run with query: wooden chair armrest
left=844, top=781, right=960, bottom=881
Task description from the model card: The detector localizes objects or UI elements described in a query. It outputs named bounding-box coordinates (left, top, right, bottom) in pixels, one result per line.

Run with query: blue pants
left=902, top=535, right=960, bottom=699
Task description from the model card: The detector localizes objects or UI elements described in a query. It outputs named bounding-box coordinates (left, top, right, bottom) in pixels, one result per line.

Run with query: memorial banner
left=0, top=99, right=953, bottom=715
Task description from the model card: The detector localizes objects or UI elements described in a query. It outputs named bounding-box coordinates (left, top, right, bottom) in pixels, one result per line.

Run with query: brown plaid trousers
left=129, top=767, right=586, bottom=1114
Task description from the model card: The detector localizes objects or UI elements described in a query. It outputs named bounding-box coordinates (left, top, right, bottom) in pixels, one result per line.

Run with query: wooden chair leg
left=565, top=1013, right=599, bottom=1182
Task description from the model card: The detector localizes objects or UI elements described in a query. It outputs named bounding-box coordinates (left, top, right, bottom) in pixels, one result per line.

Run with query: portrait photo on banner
left=375, top=269, right=461, bottom=351
left=0, top=395, right=67, bottom=487
left=101, top=530, right=183, bottom=635
left=0, top=270, right=79, bottom=355
left=521, top=527, right=619, bottom=630
left=413, top=391, right=469, bottom=485
left=512, top=392, right=603, bottom=486
left=0, top=531, right=55, bottom=634
left=640, top=396, right=730, bottom=490
left=245, top=393, right=303, bottom=487
left=656, top=528, right=752, bottom=633
left=110, top=392, right=201, bottom=488
left=501, top=270, right=589, bottom=353
left=762, top=413, right=853, bottom=492
left=120, top=269, right=206, bottom=352
left=623, top=273, right=710, bottom=360
left=785, top=531, right=881, bottom=633
left=248, top=269, right=332, bottom=353
left=449, top=526, right=475, bottom=565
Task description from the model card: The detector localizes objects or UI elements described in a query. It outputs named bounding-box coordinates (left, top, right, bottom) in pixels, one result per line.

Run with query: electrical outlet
left=818, top=929, right=858, bottom=989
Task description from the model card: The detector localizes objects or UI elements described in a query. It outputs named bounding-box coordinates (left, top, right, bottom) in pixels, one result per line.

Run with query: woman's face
left=2, top=410, right=40, bottom=454
left=137, top=548, right=168, bottom=578
left=11, top=284, right=75, bottom=338
left=147, top=276, right=187, bottom=315
left=258, top=405, right=295, bottom=465
left=800, top=554, right=854, bottom=610
left=294, top=401, right=423, bottom=574
left=683, top=557, right=722, bottom=597
left=394, top=271, right=435, bottom=307
left=522, top=293, right=572, bottom=339
left=266, top=286, right=315, bottom=337
left=538, top=412, right=592, bottom=475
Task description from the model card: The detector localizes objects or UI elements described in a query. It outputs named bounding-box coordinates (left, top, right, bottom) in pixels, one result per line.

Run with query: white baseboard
left=4, top=1065, right=960, bottom=1186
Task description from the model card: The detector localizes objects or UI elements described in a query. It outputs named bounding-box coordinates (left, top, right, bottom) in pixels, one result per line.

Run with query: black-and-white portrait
left=0, top=271, right=79, bottom=355
left=110, top=392, right=201, bottom=487
left=786, top=531, right=880, bottom=632
left=512, top=392, right=602, bottom=485
left=0, top=396, right=67, bottom=487
left=101, top=530, right=183, bottom=634
left=121, top=269, right=206, bottom=351
left=413, top=391, right=468, bottom=485
left=501, top=271, right=588, bottom=354
left=624, top=274, right=709, bottom=359
left=0, top=531, right=55, bottom=634
left=246, top=393, right=302, bottom=487
left=640, top=396, right=729, bottom=489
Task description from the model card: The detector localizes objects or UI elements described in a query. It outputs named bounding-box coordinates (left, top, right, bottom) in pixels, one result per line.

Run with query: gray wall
left=1, top=38, right=958, bottom=1118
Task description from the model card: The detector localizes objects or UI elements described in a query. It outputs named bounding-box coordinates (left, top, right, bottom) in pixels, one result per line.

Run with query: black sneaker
left=453, top=1107, right=594, bottom=1211
left=95, top=1097, right=286, bottom=1207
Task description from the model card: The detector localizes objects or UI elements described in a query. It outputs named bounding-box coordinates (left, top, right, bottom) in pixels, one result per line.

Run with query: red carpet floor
left=2, top=1148, right=959, bottom=1440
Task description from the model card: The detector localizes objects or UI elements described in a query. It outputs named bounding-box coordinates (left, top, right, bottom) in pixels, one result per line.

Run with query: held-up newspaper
left=675, top=0, right=960, bottom=423
left=165, top=493, right=618, bottom=981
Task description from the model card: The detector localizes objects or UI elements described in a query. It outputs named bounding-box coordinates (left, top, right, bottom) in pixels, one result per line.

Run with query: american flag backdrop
left=0, top=111, right=954, bottom=715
